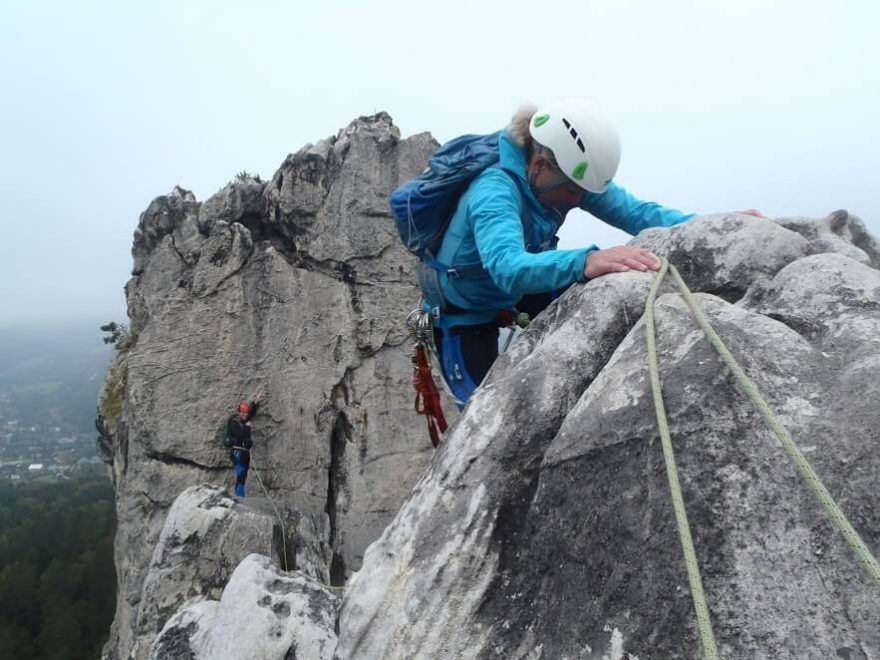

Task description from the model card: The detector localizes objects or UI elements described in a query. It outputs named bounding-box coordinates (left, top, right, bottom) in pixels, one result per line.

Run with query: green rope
left=249, top=455, right=290, bottom=572
left=646, top=259, right=719, bottom=659
left=248, top=457, right=347, bottom=591
left=664, top=262, right=880, bottom=583
left=646, top=258, right=880, bottom=658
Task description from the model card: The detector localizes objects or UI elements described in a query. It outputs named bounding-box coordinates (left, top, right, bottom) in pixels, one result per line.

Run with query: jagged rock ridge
left=99, top=114, right=440, bottom=660
left=146, top=488, right=341, bottom=660
left=336, top=211, right=880, bottom=659
left=101, top=109, right=880, bottom=659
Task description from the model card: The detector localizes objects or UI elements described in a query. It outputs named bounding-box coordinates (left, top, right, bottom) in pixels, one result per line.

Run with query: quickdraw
left=497, top=309, right=530, bottom=354
left=406, top=308, right=448, bottom=448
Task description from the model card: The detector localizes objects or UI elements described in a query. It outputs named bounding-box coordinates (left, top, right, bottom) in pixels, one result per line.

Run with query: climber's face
left=528, top=152, right=584, bottom=213
left=540, top=174, right=584, bottom=211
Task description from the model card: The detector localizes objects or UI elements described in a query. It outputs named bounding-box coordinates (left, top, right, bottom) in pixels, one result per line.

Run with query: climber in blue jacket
left=431, top=99, right=699, bottom=406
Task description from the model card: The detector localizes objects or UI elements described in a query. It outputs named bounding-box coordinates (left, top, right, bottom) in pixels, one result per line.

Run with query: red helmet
left=238, top=402, right=251, bottom=414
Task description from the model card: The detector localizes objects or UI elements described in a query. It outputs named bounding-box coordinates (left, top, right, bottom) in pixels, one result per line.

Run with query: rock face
left=104, top=109, right=880, bottom=659
left=101, top=114, right=441, bottom=660
left=127, top=485, right=320, bottom=659
left=337, top=212, right=880, bottom=659
left=149, top=553, right=340, bottom=660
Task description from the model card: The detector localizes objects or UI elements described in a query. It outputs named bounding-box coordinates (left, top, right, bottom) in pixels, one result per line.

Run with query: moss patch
left=99, top=330, right=138, bottom=429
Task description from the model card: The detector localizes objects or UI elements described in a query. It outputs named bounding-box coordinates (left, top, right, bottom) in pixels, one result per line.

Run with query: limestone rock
left=336, top=214, right=880, bottom=659
left=128, top=486, right=280, bottom=659
left=102, top=114, right=442, bottom=660
left=149, top=554, right=340, bottom=660
left=777, top=209, right=880, bottom=268
left=632, top=212, right=810, bottom=301
left=132, top=186, right=199, bottom=276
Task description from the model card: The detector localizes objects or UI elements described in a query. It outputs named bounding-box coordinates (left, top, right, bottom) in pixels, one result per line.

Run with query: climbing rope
left=226, top=398, right=347, bottom=591
left=249, top=455, right=290, bottom=572
left=646, top=258, right=880, bottom=659
left=245, top=456, right=346, bottom=592
left=645, top=260, right=718, bottom=659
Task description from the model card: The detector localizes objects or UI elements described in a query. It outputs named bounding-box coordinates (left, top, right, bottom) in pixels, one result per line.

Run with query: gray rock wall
left=102, top=114, right=441, bottom=660
left=128, top=486, right=283, bottom=659
left=149, top=553, right=340, bottom=660
left=103, top=109, right=880, bottom=660
left=337, top=212, right=880, bottom=659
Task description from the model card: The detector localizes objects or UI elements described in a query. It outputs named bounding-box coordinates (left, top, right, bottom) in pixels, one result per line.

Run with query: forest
left=0, top=477, right=116, bottom=659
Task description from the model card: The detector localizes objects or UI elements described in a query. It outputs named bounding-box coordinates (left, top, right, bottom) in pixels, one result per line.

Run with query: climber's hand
left=585, top=246, right=660, bottom=279
left=738, top=209, right=765, bottom=218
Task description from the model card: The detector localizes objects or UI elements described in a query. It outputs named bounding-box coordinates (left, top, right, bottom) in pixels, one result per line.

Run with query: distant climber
left=392, top=98, right=763, bottom=409
left=224, top=392, right=263, bottom=497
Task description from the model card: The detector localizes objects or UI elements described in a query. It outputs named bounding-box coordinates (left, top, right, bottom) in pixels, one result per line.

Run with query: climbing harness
left=407, top=307, right=448, bottom=447
left=646, top=258, right=880, bottom=660
left=405, top=306, right=532, bottom=445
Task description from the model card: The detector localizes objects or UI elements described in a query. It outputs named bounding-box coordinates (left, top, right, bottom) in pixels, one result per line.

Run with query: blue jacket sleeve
left=581, top=182, right=696, bottom=235
left=469, top=170, right=593, bottom=296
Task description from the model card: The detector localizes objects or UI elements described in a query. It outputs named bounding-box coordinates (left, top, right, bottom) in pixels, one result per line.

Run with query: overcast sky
left=1, top=0, right=878, bottom=325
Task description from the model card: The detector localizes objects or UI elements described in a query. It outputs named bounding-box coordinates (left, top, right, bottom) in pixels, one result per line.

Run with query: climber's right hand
left=585, top=246, right=660, bottom=280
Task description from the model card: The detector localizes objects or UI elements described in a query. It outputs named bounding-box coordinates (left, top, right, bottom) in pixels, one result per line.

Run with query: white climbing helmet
left=528, top=99, right=622, bottom=193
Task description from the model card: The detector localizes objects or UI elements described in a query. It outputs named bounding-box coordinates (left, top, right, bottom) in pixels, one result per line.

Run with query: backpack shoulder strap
left=430, top=166, right=529, bottom=277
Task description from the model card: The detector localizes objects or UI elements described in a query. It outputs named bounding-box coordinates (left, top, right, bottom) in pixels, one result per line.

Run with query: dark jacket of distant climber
left=226, top=401, right=259, bottom=453
left=227, top=400, right=259, bottom=498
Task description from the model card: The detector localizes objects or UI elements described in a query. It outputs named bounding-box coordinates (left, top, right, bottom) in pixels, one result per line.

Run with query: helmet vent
left=561, top=118, right=586, bottom=154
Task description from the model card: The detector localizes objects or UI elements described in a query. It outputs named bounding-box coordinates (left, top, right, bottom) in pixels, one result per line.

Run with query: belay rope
left=407, top=308, right=448, bottom=447
left=248, top=455, right=290, bottom=572
left=225, top=397, right=347, bottom=591
left=646, top=258, right=880, bottom=660
left=242, top=455, right=346, bottom=592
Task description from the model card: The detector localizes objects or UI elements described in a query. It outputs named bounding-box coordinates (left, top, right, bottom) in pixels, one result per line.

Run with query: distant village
left=0, top=415, right=105, bottom=482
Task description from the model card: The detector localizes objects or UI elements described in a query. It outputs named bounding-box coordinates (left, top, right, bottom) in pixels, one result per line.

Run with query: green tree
left=0, top=621, right=35, bottom=658
left=0, top=479, right=116, bottom=659
left=0, top=560, right=38, bottom=628
left=99, top=322, right=131, bottom=350
left=37, top=599, right=82, bottom=660
left=233, top=170, right=262, bottom=184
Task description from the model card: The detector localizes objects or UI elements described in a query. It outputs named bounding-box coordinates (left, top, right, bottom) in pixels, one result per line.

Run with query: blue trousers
left=232, top=449, right=249, bottom=497
left=433, top=325, right=499, bottom=408
left=432, top=294, right=556, bottom=407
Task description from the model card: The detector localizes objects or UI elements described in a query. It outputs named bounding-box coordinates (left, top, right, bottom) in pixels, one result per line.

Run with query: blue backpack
left=390, top=132, right=524, bottom=315
left=390, top=132, right=501, bottom=260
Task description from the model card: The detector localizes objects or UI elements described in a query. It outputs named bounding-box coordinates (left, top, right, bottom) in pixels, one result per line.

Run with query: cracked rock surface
left=337, top=211, right=880, bottom=659
left=149, top=553, right=340, bottom=660
left=101, top=114, right=440, bottom=660
left=128, top=486, right=282, bottom=659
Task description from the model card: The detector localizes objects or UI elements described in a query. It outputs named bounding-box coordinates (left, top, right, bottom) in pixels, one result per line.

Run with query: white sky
left=1, top=0, right=878, bottom=324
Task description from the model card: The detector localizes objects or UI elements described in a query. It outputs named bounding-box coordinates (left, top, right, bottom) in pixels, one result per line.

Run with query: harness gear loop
left=647, top=258, right=880, bottom=659
left=407, top=307, right=448, bottom=447
left=413, top=343, right=447, bottom=447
